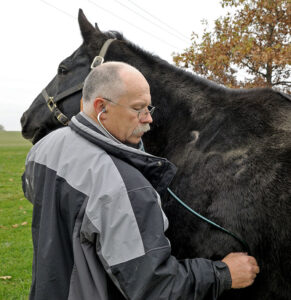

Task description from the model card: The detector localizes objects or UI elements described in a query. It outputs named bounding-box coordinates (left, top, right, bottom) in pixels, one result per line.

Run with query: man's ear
left=93, top=98, right=106, bottom=114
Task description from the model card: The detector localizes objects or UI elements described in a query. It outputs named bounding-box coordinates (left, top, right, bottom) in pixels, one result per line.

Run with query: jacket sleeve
left=81, top=185, right=232, bottom=300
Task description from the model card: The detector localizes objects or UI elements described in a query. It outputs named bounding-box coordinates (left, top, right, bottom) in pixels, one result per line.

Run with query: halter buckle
left=57, top=113, right=69, bottom=126
left=90, top=56, right=104, bottom=69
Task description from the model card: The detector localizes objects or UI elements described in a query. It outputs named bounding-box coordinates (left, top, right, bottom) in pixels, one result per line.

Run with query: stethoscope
left=97, top=110, right=122, bottom=144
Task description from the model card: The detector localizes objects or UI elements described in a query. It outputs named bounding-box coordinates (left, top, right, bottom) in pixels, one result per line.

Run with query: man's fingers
left=222, top=252, right=260, bottom=289
left=248, top=256, right=258, bottom=266
left=250, top=271, right=258, bottom=280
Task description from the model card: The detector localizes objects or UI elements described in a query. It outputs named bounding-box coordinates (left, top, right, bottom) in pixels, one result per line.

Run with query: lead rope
left=167, top=188, right=251, bottom=253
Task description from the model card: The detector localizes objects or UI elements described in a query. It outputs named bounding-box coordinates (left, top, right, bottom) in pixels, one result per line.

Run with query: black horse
left=21, top=10, right=291, bottom=300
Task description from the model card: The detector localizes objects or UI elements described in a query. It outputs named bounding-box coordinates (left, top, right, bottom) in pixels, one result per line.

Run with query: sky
left=1, top=0, right=227, bottom=131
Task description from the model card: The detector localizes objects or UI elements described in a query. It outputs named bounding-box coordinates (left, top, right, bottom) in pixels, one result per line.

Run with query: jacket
left=22, top=112, right=232, bottom=300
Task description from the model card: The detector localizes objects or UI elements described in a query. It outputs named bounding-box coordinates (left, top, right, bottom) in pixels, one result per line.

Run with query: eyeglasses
left=102, top=97, right=155, bottom=121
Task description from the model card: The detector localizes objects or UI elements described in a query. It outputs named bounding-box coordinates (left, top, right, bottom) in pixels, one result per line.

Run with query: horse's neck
left=125, top=54, right=206, bottom=156
left=146, top=60, right=205, bottom=104
left=116, top=44, right=226, bottom=158
left=126, top=51, right=217, bottom=116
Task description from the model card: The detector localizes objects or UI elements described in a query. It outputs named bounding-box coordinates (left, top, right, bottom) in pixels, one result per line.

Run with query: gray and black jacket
left=22, top=112, right=232, bottom=300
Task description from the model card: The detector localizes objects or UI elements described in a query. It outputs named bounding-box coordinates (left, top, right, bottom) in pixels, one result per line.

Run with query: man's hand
left=222, top=252, right=260, bottom=289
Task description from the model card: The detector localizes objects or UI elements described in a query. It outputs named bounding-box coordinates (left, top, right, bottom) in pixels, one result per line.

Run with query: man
left=23, top=62, right=259, bottom=300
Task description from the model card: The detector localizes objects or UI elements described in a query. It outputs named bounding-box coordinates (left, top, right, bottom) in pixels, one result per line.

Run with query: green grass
left=0, top=131, right=32, bottom=299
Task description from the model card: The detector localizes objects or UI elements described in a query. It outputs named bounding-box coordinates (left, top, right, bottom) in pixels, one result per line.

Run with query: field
left=0, top=131, right=32, bottom=299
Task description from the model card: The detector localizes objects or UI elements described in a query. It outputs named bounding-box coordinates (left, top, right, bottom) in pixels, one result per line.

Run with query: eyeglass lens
left=138, top=106, right=154, bottom=120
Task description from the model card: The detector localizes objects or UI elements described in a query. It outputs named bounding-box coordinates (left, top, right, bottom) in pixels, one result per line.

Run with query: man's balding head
left=82, top=62, right=149, bottom=113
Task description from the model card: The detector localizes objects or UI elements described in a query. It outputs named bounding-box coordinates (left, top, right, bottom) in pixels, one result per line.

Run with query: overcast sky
left=1, top=0, right=227, bottom=131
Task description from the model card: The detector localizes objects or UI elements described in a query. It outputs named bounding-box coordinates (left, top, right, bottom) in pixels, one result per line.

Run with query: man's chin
left=125, top=136, right=142, bottom=148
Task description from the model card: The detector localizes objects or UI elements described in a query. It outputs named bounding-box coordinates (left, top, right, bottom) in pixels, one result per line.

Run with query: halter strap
left=42, top=89, right=70, bottom=125
left=91, top=38, right=116, bottom=69
left=43, top=38, right=116, bottom=125
left=54, top=82, right=84, bottom=104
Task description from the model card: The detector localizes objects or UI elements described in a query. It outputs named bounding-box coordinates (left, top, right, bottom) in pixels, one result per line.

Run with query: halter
left=41, top=38, right=116, bottom=125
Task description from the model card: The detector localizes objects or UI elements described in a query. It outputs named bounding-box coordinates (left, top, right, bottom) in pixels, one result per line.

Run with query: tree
left=173, top=0, right=291, bottom=93
left=0, top=124, right=5, bottom=131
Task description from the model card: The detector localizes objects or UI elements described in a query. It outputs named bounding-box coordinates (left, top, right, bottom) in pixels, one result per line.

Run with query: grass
left=0, top=131, right=32, bottom=299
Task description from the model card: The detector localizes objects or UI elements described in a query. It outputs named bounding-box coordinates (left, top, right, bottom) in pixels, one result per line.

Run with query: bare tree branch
left=272, top=81, right=291, bottom=87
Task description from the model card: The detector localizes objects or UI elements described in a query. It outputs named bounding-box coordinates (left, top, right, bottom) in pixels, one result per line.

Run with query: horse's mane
left=104, top=30, right=228, bottom=94
left=101, top=30, right=281, bottom=104
left=105, top=30, right=283, bottom=99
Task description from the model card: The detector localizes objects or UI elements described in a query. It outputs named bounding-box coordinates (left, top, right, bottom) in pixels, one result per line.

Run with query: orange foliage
left=173, top=0, right=291, bottom=93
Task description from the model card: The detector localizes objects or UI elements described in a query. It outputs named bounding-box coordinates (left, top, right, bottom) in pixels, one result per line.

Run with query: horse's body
left=21, top=10, right=291, bottom=300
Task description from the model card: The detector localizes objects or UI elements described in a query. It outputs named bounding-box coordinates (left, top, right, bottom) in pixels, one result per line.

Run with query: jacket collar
left=69, top=113, right=177, bottom=195
left=79, top=112, right=145, bottom=151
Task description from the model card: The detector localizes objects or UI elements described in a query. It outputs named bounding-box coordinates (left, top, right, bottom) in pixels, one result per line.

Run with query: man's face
left=103, top=71, right=152, bottom=145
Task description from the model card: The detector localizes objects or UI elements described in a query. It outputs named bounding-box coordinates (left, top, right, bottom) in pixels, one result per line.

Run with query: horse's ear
left=78, top=9, right=100, bottom=44
left=95, top=23, right=101, bottom=32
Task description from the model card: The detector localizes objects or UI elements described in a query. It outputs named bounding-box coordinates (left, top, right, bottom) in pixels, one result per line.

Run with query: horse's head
left=21, top=9, right=182, bottom=157
left=21, top=10, right=128, bottom=144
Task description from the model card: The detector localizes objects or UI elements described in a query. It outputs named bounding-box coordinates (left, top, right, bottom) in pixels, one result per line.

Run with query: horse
left=21, top=10, right=291, bottom=300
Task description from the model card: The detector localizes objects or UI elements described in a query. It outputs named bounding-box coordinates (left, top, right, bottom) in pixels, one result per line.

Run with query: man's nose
left=141, top=113, right=153, bottom=124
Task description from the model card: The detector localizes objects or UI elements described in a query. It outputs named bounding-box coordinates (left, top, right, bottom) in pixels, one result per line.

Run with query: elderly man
left=23, top=62, right=259, bottom=300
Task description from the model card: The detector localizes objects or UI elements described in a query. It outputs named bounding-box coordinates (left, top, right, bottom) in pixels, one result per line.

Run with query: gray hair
left=82, top=62, right=130, bottom=113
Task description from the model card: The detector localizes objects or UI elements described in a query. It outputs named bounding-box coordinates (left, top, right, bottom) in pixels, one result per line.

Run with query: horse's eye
left=58, top=66, right=68, bottom=75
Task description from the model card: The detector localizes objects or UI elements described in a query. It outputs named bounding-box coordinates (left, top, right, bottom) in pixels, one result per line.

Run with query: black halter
left=41, top=38, right=116, bottom=126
